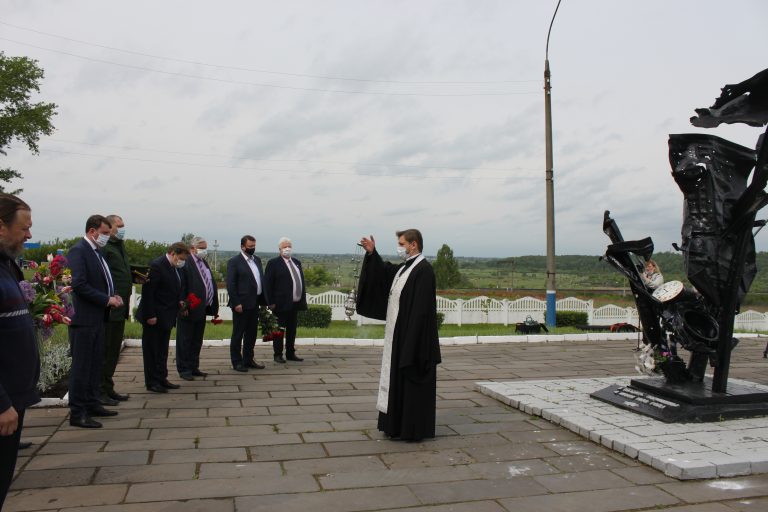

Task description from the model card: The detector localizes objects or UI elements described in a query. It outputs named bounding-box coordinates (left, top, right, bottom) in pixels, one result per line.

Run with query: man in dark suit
left=264, top=237, right=307, bottom=363
left=176, top=236, right=219, bottom=380
left=137, top=242, right=189, bottom=393
left=226, top=235, right=266, bottom=372
left=67, top=215, right=123, bottom=428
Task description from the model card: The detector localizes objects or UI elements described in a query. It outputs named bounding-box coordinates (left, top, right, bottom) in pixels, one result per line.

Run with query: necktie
left=197, top=259, right=214, bottom=305
left=288, top=260, right=302, bottom=302
left=95, top=249, right=115, bottom=296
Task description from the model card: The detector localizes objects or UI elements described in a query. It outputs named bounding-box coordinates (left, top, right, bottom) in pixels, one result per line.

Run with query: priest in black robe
left=357, top=229, right=441, bottom=441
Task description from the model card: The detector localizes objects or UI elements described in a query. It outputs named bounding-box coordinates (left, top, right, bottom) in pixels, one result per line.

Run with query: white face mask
left=196, top=249, right=208, bottom=259
left=116, top=228, right=126, bottom=240
left=95, top=233, right=110, bottom=248
left=281, top=247, right=292, bottom=258
left=396, top=246, right=408, bottom=260
left=175, top=259, right=186, bottom=269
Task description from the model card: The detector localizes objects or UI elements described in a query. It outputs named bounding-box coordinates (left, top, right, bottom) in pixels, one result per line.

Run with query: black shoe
left=246, top=360, right=265, bottom=369
left=18, top=441, right=32, bottom=450
left=108, top=391, right=129, bottom=401
left=286, top=355, right=304, bottom=362
left=99, top=395, right=120, bottom=406
left=147, top=384, right=168, bottom=393
left=88, top=406, right=118, bottom=417
left=233, top=363, right=248, bottom=372
left=191, top=370, right=208, bottom=377
left=274, top=355, right=286, bottom=364
left=179, top=373, right=195, bottom=381
left=70, top=415, right=102, bottom=428
left=161, top=380, right=180, bottom=389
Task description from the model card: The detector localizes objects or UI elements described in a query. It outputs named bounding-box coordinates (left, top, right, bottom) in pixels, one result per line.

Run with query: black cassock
left=356, top=249, right=442, bottom=441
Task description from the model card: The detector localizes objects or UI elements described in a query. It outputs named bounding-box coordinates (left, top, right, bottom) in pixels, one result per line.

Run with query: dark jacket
left=68, top=238, right=111, bottom=326
left=137, top=255, right=184, bottom=331
left=102, top=237, right=132, bottom=321
left=226, top=253, right=266, bottom=310
left=264, top=256, right=308, bottom=313
left=180, top=254, right=219, bottom=321
left=0, top=254, right=40, bottom=411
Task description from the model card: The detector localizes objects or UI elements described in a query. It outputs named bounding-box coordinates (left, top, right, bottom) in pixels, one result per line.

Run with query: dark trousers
left=0, top=408, right=24, bottom=510
left=68, top=325, right=105, bottom=417
left=141, top=323, right=171, bottom=387
left=177, top=318, right=205, bottom=375
left=275, top=308, right=298, bottom=357
left=101, top=319, right=125, bottom=395
left=230, top=308, right=258, bottom=366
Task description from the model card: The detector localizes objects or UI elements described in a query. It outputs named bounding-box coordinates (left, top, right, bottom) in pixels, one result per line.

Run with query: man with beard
left=357, top=229, right=441, bottom=442
left=0, top=194, right=38, bottom=509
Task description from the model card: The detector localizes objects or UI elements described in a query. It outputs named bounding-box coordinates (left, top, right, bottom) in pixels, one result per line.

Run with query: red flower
left=186, top=293, right=202, bottom=310
left=211, top=317, right=223, bottom=325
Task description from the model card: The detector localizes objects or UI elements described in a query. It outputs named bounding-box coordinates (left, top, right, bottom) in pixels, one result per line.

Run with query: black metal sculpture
left=591, top=68, right=768, bottom=422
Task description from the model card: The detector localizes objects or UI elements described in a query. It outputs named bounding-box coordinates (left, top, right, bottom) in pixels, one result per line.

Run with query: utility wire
left=0, top=20, right=539, bottom=86
left=0, top=37, right=539, bottom=97
left=46, top=138, right=540, bottom=173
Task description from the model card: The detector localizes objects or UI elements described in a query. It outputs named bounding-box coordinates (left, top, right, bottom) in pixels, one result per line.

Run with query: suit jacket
left=180, top=254, right=219, bottom=321
left=67, top=238, right=111, bottom=327
left=264, top=256, right=308, bottom=313
left=102, top=237, right=132, bottom=321
left=226, top=253, right=265, bottom=310
left=137, top=255, right=184, bottom=330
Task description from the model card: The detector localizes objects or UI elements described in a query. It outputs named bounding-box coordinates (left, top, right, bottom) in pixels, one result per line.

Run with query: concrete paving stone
left=197, top=391, right=269, bottom=400
left=238, top=397, right=299, bottom=407
left=383, top=501, right=507, bottom=512
left=269, top=390, right=331, bottom=398
left=26, top=450, right=149, bottom=470
left=103, top=439, right=195, bottom=451
left=228, top=412, right=351, bottom=426
left=234, top=486, right=420, bottom=512
left=659, top=475, right=768, bottom=502
left=466, top=459, right=561, bottom=479
left=543, top=440, right=608, bottom=456
left=49, top=429, right=150, bottom=443
left=167, top=408, right=209, bottom=418
left=143, top=399, right=243, bottom=409
left=151, top=447, right=248, bottom=464
left=23, top=415, right=67, bottom=427
left=319, top=464, right=479, bottom=490
left=275, top=421, right=333, bottom=433
left=329, top=419, right=378, bottom=431
left=148, top=425, right=277, bottom=440
left=249, top=442, right=327, bottom=461
left=380, top=448, right=475, bottom=468
left=268, top=404, right=335, bottom=415
left=139, top=417, right=226, bottom=428
left=302, top=431, right=369, bottom=443
left=283, top=455, right=388, bottom=476
left=294, top=383, right=353, bottom=391
left=533, top=469, right=634, bottom=493
left=449, top=421, right=542, bottom=435
left=198, top=461, right=283, bottom=479
left=462, top=442, right=560, bottom=462
left=195, top=432, right=300, bottom=449
left=57, top=498, right=235, bottom=512
left=497, top=484, right=680, bottom=512
left=21, top=425, right=62, bottom=437
left=297, top=395, right=374, bottom=405
left=725, top=496, right=768, bottom=510
left=323, top=439, right=439, bottom=457
left=207, top=406, right=270, bottom=417
left=347, top=411, right=379, bottom=420
left=610, top=465, right=676, bottom=485
left=10, top=467, right=95, bottom=490
left=3, top=484, right=127, bottom=511
left=467, top=411, right=530, bottom=422
left=94, top=463, right=196, bottom=484
left=328, top=389, right=376, bottom=397
left=642, top=505, right=735, bottom=512
left=499, top=428, right=581, bottom=444
left=38, top=441, right=105, bottom=455
left=125, top=474, right=319, bottom=502
left=544, top=453, right=630, bottom=472
left=409, top=475, right=548, bottom=504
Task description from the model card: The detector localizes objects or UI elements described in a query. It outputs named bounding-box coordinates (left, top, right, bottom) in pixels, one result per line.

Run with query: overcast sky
left=2, top=0, right=767, bottom=258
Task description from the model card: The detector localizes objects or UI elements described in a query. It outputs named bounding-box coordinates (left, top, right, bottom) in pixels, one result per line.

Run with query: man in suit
left=137, top=242, right=189, bottom=393
left=0, top=194, right=38, bottom=508
left=100, top=214, right=131, bottom=404
left=226, top=235, right=266, bottom=372
left=67, top=215, right=123, bottom=428
left=264, top=237, right=307, bottom=363
left=176, top=236, right=219, bottom=380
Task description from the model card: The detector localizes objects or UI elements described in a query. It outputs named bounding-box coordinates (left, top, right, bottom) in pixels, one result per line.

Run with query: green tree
left=180, top=233, right=195, bottom=245
left=303, top=266, right=333, bottom=287
left=0, top=52, right=58, bottom=193
left=433, top=244, right=462, bottom=289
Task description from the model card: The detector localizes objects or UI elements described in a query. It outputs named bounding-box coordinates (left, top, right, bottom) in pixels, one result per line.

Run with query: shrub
left=547, top=310, right=588, bottom=327
left=436, top=312, right=445, bottom=330
left=298, top=305, right=332, bottom=328
left=38, top=337, right=72, bottom=393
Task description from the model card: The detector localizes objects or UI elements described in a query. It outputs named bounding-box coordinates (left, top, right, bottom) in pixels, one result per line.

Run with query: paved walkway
left=7, top=338, right=768, bottom=511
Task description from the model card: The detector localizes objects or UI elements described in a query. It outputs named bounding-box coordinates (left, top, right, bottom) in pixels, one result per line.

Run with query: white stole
left=376, top=254, right=425, bottom=413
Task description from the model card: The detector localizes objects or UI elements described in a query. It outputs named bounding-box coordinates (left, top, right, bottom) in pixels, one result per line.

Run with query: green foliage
left=22, top=238, right=169, bottom=268
left=37, top=328, right=71, bottom=393
left=548, top=310, right=588, bottom=327
left=436, top=312, right=445, bottom=330
left=433, top=244, right=462, bottom=289
left=180, top=233, right=195, bottom=245
left=303, top=265, right=333, bottom=287
left=0, top=52, right=58, bottom=192
left=297, top=304, right=332, bottom=328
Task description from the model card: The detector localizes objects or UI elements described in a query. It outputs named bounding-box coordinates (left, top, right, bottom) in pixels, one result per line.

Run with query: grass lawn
left=121, top=320, right=588, bottom=340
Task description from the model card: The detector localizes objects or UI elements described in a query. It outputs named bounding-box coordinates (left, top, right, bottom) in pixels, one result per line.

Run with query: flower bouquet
left=259, top=306, right=285, bottom=342
left=19, top=254, right=74, bottom=341
left=180, top=292, right=202, bottom=316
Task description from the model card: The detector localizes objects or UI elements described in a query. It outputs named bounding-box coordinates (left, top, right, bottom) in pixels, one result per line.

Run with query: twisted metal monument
left=592, top=69, right=768, bottom=422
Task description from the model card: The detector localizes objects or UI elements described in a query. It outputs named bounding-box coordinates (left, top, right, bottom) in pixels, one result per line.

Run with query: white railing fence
left=128, top=287, right=767, bottom=331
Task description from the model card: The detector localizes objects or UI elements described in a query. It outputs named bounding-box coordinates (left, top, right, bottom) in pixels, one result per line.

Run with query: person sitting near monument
left=641, top=260, right=664, bottom=290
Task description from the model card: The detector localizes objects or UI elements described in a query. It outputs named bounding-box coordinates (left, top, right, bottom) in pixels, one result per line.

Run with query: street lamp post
left=544, top=0, right=562, bottom=327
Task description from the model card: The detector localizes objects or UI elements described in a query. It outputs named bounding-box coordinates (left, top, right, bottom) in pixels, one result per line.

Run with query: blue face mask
left=116, top=228, right=126, bottom=240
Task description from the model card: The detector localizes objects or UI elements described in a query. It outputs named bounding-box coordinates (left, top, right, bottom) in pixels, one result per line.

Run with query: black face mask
left=243, top=247, right=255, bottom=256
